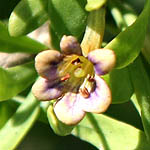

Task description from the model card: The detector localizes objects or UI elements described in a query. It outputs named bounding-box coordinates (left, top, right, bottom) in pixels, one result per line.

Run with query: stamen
left=79, top=74, right=95, bottom=98
left=60, top=73, right=70, bottom=81
left=58, top=55, right=95, bottom=96
left=88, top=76, right=95, bottom=82
left=79, top=87, right=90, bottom=98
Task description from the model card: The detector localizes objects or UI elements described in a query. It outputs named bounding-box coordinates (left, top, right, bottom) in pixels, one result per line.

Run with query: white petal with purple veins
left=88, top=49, right=116, bottom=75
left=60, top=35, right=82, bottom=55
left=35, top=50, right=63, bottom=80
left=54, top=92, right=86, bottom=125
left=32, top=77, right=63, bottom=101
left=80, top=75, right=111, bottom=113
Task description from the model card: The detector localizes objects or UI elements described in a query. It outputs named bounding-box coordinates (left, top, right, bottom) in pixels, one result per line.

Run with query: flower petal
left=88, top=49, right=116, bottom=75
left=80, top=75, right=111, bottom=113
left=35, top=50, right=63, bottom=80
left=32, top=77, right=63, bottom=101
left=54, top=92, right=85, bottom=125
left=60, top=35, right=82, bottom=55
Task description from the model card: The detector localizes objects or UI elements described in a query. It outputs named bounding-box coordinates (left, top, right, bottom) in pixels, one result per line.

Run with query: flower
left=32, top=35, right=116, bottom=125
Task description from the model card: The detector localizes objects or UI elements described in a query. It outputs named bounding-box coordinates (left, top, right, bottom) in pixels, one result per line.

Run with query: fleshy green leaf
left=143, top=34, right=150, bottom=64
left=131, top=94, right=141, bottom=116
left=0, top=22, right=48, bottom=53
left=0, top=101, right=14, bottom=129
left=108, top=0, right=150, bottom=66
left=104, top=67, right=133, bottom=104
left=0, top=93, right=40, bottom=150
left=48, top=0, right=88, bottom=48
left=49, top=25, right=60, bottom=50
left=72, top=113, right=149, bottom=150
left=0, top=62, right=37, bottom=101
left=129, top=56, right=150, bottom=141
left=85, top=0, right=107, bottom=11
left=8, top=0, right=48, bottom=36
left=105, top=0, right=150, bottom=68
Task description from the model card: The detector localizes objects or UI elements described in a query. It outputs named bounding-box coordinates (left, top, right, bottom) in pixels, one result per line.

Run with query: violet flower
left=32, top=35, right=116, bottom=125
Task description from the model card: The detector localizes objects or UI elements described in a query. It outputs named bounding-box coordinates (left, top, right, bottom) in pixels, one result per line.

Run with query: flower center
left=58, top=54, right=95, bottom=96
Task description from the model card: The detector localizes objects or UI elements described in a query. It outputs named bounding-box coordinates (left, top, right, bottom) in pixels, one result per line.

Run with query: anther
left=79, top=87, right=90, bottom=98
left=88, top=76, right=95, bottom=82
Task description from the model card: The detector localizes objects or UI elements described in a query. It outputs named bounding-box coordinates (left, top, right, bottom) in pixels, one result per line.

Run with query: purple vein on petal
left=35, top=50, right=63, bottom=80
left=88, top=49, right=116, bottom=75
left=54, top=92, right=85, bottom=125
left=60, top=35, right=82, bottom=56
left=32, top=77, right=63, bottom=101
left=80, top=75, right=111, bottom=113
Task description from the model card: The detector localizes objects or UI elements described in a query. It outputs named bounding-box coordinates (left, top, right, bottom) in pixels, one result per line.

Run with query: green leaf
left=105, top=101, right=143, bottom=130
left=143, top=34, right=150, bottom=64
left=0, top=22, right=48, bottom=53
left=8, top=0, right=48, bottom=36
left=72, top=113, right=149, bottom=150
left=85, top=0, right=107, bottom=11
left=0, top=101, right=14, bottom=129
left=106, top=67, right=133, bottom=104
left=129, top=56, right=150, bottom=141
left=48, top=0, right=88, bottom=48
left=49, top=25, right=60, bottom=50
left=108, top=0, right=150, bottom=66
left=0, top=62, right=37, bottom=101
left=0, top=93, right=40, bottom=150
left=105, top=0, right=150, bottom=68
left=131, top=94, right=141, bottom=116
